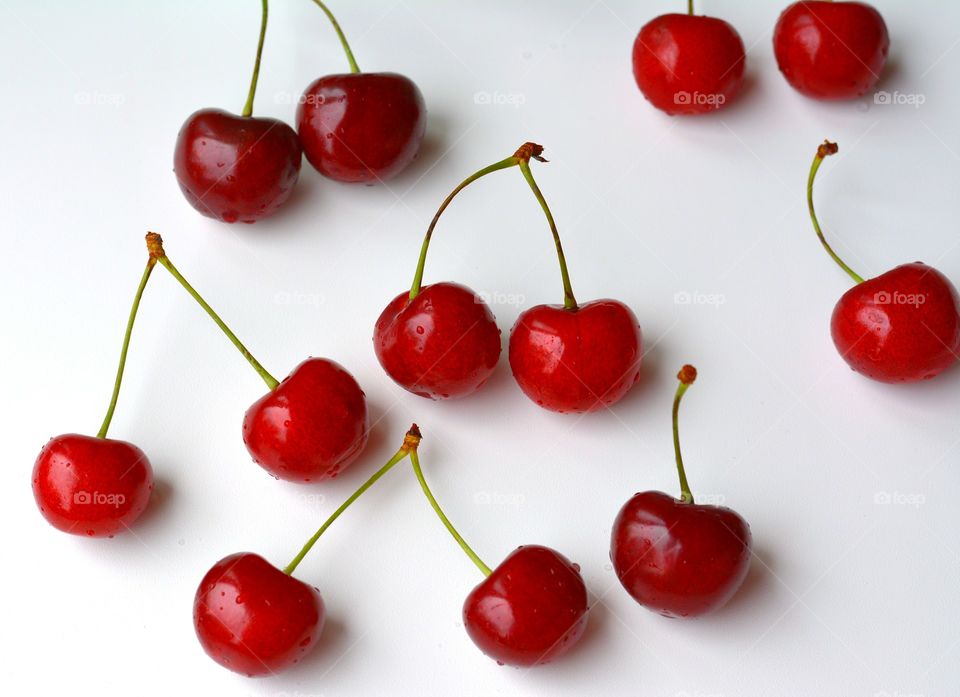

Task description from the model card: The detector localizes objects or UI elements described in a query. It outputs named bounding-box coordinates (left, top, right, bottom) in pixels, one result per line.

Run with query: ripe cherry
left=297, top=1, right=426, bottom=182
left=408, top=446, right=588, bottom=666
left=174, top=0, right=302, bottom=223
left=507, top=145, right=643, bottom=413
left=146, top=233, right=368, bottom=480
left=807, top=142, right=960, bottom=382
left=195, top=427, right=421, bottom=676
left=611, top=366, right=752, bottom=617
left=33, top=249, right=156, bottom=537
left=774, top=1, right=889, bottom=100
left=632, top=0, right=746, bottom=115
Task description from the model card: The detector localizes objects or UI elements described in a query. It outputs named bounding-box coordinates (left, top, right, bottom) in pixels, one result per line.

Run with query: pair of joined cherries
left=196, top=368, right=752, bottom=676
left=633, top=0, right=889, bottom=115
left=174, top=0, right=426, bottom=223
left=374, top=143, right=644, bottom=414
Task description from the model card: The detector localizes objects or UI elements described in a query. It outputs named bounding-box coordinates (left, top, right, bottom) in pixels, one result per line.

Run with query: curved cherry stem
left=242, top=0, right=269, bottom=118
left=409, top=154, right=520, bottom=300
left=284, top=426, right=421, bottom=576
left=309, top=0, right=360, bottom=73
left=807, top=141, right=864, bottom=285
left=145, top=233, right=279, bottom=391
left=410, top=448, right=492, bottom=577
left=517, top=157, right=578, bottom=310
left=672, top=365, right=697, bottom=504
left=97, top=259, right=156, bottom=439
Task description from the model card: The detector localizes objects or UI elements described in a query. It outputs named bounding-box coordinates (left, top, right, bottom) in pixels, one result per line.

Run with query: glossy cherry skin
left=242, top=358, right=368, bottom=482
left=194, top=552, right=325, bottom=677
left=463, top=545, right=588, bottom=667
left=774, top=1, right=889, bottom=100
left=297, top=73, right=426, bottom=183
left=374, top=282, right=502, bottom=400
left=831, top=263, right=960, bottom=383
left=611, top=491, right=752, bottom=618
left=632, top=14, right=746, bottom=115
left=32, top=433, right=153, bottom=537
left=174, top=108, right=302, bottom=223
left=509, top=300, right=642, bottom=413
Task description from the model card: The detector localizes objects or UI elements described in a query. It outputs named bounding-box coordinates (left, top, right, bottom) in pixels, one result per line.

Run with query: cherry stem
left=309, top=0, right=360, bottom=74
left=672, top=365, right=697, bottom=504
left=517, top=158, right=578, bottom=310
left=241, top=0, right=269, bottom=118
left=807, top=141, right=864, bottom=285
left=409, top=154, right=521, bottom=301
left=409, top=447, right=492, bottom=577
left=145, top=233, right=279, bottom=391
left=284, top=426, right=421, bottom=576
left=97, top=259, right=156, bottom=439
left=688, top=0, right=694, bottom=15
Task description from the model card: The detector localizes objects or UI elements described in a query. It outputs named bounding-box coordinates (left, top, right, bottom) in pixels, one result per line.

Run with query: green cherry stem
left=688, top=0, right=694, bottom=16
left=309, top=0, right=361, bottom=74
left=409, top=153, right=521, bottom=301
left=96, top=258, right=156, bottom=439
left=807, top=140, right=864, bottom=285
left=284, top=426, right=422, bottom=575
left=145, top=233, right=279, bottom=391
left=672, top=365, right=697, bottom=504
left=409, top=447, right=492, bottom=577
left=241, top=0, right=269, bottom=118
left=516, top=152, right=578, bottom=310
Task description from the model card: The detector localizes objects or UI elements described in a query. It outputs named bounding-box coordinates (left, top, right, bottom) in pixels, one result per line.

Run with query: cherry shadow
left=707, top=543, right=777, bottom=621
left=282, top=615, right=350, bottom=677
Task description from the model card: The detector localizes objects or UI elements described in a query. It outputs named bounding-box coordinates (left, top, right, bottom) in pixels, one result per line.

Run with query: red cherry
left=194, top=427, right=422, bottom=677
left=173, top=4, right=301, bottom=223
left=611, top=366, right=752, bottom=617
left=173, top=109, right=301, bottom=223
left=807, top=142, right=960, bottom=383
left=298, top=73, right=426, bottom=182
left=510, top=300, right=643, bottom=413
left=243, top=358, right=369, bottom=481
left=632, top=5, right=746, bottom=115
left=374, top=283, right=501, bottom=399
left=194, top=552, right=325, bottom=677
left=32, top=434, right=153, bottom=538
left=774, top=1, right=889, bottom=100
left=463, top=545, right=589, bottom=666
left=832, top=264, right=960, bottom=382
left=296, top=2, right=425, bottom=182
left=145, top=234, right=369, bottom=479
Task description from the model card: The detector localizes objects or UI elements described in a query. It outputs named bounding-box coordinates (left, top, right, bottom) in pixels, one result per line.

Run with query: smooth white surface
left=2, top=1, right=958, bottom=695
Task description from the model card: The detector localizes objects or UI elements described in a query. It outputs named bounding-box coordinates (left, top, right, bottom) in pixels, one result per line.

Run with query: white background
left=2, top=1, right=958, bottom=695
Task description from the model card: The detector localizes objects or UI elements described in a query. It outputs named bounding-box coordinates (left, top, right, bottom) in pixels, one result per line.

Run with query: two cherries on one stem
left=195, top=425, right=589, bottom=676
left=33, top=233, right=370, bottom=537
left=174, top=0, right=425, bottom=223
left=374, top=142, right=644, bottom=413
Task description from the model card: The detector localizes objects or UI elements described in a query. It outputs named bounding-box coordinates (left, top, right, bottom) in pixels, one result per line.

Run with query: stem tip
left=403, top=424, right=422, bottom=451
left=145, top=232, right=165, bottom=259
left=817, top=140, right=838, bottom=159
left=514, top=142, right=547, bottom=163
left=677, top=364, right=697, bottom=385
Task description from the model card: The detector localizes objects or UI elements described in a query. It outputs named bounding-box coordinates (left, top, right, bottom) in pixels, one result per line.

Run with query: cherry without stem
left=32, top=251, right=156, bottom=537
left=610, top=366, right=752, bottom=618
left=195, top=426, right=421, bottom=677
left=145, top=233, right=368, bottom=481
left=174, top=0, right=302, bottom=224
left=806, top=142, right=960, bottom=383
left=632, top=0, right=746, bottom=115
left=296, top=0, right=426, bottom=183
left=408, top=446, right=588, bottom=666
